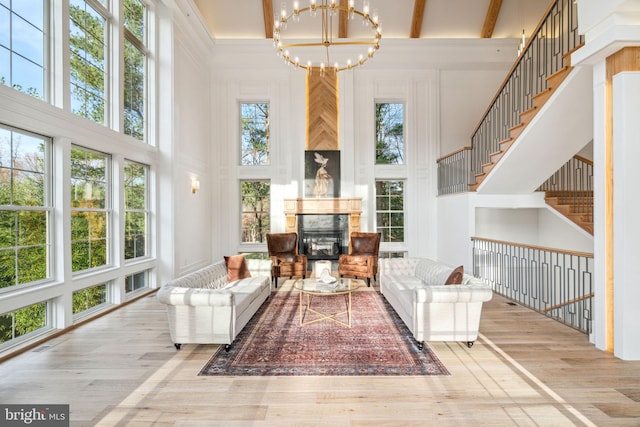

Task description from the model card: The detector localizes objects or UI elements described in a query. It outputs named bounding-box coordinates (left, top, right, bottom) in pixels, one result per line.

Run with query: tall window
left=70, top=146, right=110, bottom=272
left=69, top=0, right=107, bottom=124
left=240, top=103, right=270, bottom=165
left=124, top=160, right=148, bottom=260
left=0, top=125, right=50, bottom=289
left=241, top=180, right=270, bottom=243
left=123, top=0, right=147, bottom=141
left=0, top=0, right=46, bottom=99
left=375, top=180, right=405, bottom=243
left=375, top=102, right=404, bottom=165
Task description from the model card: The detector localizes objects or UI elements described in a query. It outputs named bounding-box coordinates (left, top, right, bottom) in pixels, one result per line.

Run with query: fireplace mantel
left=283, top=198, right=362, bottom=236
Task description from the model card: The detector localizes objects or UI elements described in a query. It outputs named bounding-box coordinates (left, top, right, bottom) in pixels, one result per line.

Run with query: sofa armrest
left=157, top=286, right=234, bottom=307
left=414, top=285, right=493, bottom=304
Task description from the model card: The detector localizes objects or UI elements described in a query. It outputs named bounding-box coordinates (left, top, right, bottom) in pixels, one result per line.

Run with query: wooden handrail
left=471, top=236, right=594, bottom=258
left=436, top=146, right=470, bottom=163
left=468, top=0, right=559, bottom=139
left=542, top=292, right=595, bottom=314
left=573, top=154, right=593, bottom=166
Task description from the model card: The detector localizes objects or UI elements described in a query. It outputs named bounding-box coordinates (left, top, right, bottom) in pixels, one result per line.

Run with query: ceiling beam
left=481, top=0, right=502, bottom=38
left=339, top=0, right=349, bottom=38
left=410, top=0, right=426, bottom=38
left=263, top=0, right=274, bottom=39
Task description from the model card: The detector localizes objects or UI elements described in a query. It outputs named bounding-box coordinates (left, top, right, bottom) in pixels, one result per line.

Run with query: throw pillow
left=444, top=265, right=464, bottom=285
left=224, top=255, right=251, bottom=281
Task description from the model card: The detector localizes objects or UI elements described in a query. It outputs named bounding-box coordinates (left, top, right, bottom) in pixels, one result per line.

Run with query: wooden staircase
left=544, top=190, right=594, bottom=234
left=469, top=65, right=573, bottom=192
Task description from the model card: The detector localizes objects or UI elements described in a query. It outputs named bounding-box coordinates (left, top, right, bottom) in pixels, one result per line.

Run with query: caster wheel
left=466, top=341, right=474, bottom=348
left=174, top=343, right=182, bottom=350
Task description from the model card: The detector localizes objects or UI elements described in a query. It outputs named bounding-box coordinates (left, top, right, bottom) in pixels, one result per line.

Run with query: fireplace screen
left=298, top=214, right=348, bottom=260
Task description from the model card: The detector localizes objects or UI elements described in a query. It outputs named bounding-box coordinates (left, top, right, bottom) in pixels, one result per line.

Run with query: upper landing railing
left=438, top=0, right=584, bottom=195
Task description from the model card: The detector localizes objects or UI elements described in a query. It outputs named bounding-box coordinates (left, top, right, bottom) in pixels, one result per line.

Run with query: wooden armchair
left=266, top=232, right=308, bottom=288
left=338, top=232, right=381, bottom=287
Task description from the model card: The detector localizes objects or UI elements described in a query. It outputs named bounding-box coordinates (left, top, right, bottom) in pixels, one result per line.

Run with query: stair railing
left=436, top=147, right=471, bottom=196
left=437, top=0, right=584, bottom=195
left=472, top=237, right=593, bottom=334
left=538, top=154, right=593, bottom=223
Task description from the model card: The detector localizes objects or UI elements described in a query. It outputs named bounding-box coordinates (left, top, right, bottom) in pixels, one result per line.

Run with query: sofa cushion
left=224, top=277, right=269, bottom=315
left=225, top=255, right=251, bottom=281
left=415, top=259, right=455, bottom=285
left=444, top=265, right=464, bottom=285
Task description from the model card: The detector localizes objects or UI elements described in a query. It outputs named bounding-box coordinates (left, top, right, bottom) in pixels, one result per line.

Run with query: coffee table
left=294, top=278, right=361, bottom=328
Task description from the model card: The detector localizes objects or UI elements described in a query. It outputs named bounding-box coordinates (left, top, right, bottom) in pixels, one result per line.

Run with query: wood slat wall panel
left=307, top=70, right=339, bottom=150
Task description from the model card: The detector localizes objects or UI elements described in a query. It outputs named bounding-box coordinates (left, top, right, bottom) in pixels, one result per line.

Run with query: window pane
left=0, top=301, right=47, bottom=344
left=241, top=180, right=270, bottom=243
left=0, top=125, right=51, bottom=289
left=124, top=39, right=145, bottom=141
left=376, top=180, right=405, bottom=243
left=125, top=271, right=146, bottom=293
left=124, top=0, right=145, bottom=42
left=72, top=283, right=107, bottom=315
left=375, top=103, right=404, bottom=165
left=0, top=249, right=16, bottom=289
left=0, top=1, right=45, bottom=99
left=241, top=103, right=270, bottom=166
left=70, top=147, right=110, bottom=273
left=17, top=245, right=46, bottom=284
left=124, top=160, right=148, bottom=260
left=69, top=1, right=106, bottom=124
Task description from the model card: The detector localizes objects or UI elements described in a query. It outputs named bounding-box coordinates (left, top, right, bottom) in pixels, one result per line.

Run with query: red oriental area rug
left=198, top=291, right=449, bottom=376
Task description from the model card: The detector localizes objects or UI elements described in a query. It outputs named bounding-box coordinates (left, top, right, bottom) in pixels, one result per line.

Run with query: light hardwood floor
left=1, top=283, right=640, bottom=426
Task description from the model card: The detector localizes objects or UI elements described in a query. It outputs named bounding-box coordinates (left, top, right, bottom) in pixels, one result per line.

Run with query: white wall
left=439, top=69, right=508, bottom=156
left=207, top=39, right=517, bottom=259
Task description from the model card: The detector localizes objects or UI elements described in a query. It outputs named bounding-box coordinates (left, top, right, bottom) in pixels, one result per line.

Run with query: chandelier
left=273, top=0, right=382, bottom=75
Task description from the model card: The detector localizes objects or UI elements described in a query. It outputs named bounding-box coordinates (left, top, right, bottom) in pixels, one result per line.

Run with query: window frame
left=374, top=101, right=405, bottom=165
left=375, top=179, right=406, bottom=244
left=0, top=0, right=48, bottom=100
left=122, top=0, right=148, bottom=142
left=240, top=179, right=271, bottom=244
left=0, top=124, right=53, bottom=292
left=123, top=159, right=149, bottom=262
left=69, top=145, right=112, bottom=274
left=240, top=102, right=271, bottom=166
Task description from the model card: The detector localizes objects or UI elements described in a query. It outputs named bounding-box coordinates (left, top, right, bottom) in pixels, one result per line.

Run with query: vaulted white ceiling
left=193, top=0, right=551, bottom=41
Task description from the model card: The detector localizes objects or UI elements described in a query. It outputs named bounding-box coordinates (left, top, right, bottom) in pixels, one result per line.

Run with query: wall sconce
left=191, top=178, right=200, bottom=194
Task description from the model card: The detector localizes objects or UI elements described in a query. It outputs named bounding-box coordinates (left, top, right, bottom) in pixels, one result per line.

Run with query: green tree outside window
left=375, top=103, right=404, bottom=165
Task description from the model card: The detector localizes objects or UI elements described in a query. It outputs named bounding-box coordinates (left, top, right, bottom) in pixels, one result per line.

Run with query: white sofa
left=157, top=260, right=270, bottom=351
left=379, top=258, right=493, bottom=349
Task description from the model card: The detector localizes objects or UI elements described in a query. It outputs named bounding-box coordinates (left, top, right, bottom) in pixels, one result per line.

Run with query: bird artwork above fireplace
left=305, top=150, right=340, bottom=198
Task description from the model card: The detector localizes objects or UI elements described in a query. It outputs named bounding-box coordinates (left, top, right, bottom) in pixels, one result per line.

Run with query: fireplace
left=298, top=214, right=348, bottom=260
left=283, top=197, right=362, bottom=258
